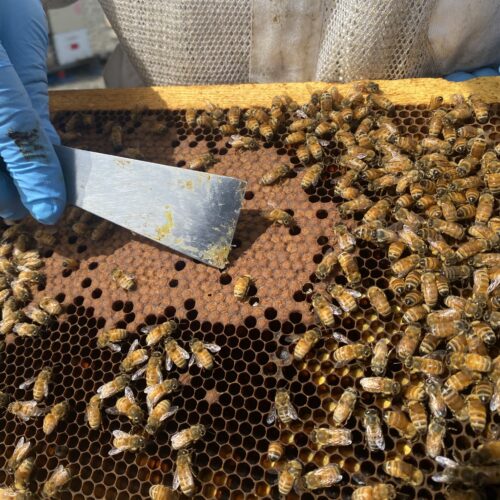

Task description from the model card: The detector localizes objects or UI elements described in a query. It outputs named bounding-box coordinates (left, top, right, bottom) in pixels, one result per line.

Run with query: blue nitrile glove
left=445, top=67, right=500, bottom=82
left=0, top=0, right=66, bottom=223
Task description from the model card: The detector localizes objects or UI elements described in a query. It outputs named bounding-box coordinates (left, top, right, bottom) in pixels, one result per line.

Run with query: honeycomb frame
left=0, top=79, right=499, bottom=499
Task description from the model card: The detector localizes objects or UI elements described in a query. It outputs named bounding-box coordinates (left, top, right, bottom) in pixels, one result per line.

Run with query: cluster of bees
left=178, top=87, right=500, bottom=497
left=85, top=321, right=220, bottom=498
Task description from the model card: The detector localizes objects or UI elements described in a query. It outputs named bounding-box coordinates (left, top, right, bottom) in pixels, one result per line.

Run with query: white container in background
left=53, top=29, right=93, bottom=66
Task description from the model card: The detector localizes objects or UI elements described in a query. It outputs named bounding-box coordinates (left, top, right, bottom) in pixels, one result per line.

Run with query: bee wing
left=178, top=346, right=190, bottom=360
left=124, top=386, right=135, bottom=403
left=229, top=134, right=242, bottom=144
left=488, top=276, right=500, bottom=293
left=490, top=392, right=500, bottom=412
left=105, top=407, right=120, bottom=416
left=281, top=335, right=300, bottom=344
left=128, top=339, right=139, bottom=354
left=204, top=343, right=221, bottom=353
left=331, top=304, right=343, bottom=316
left=189, top=355, right=196, bottom=368
left=287, top=403, right=299, bottom=421
left=266, top=404, right=277, bottom=425
left=435, top=456, right=458, bottom=469
left=12, top=436, right=26, bottom=457
left=160, top=405, right=178, bottom=422
left=131, top=366, right=146, bottom=381
left=108, top=343, right=122, bottom=353
left=318, top=139, right=330, bottom=147
left=19, top=377, right=35, bottom=390
left=109, top=447, right=123, bottom=456
left=375, top=434, right=386, bottom=451
left=140, top=325, right=153, bottom=334
left=172, top=467, right=180, bottom=491
left=165, top=355, right=173, bottom=371
left=346, top=289, right=362, bottom=298
left=332, top=331, right=352, bottom=344
left=144, top=384, right=158, bottom=395
left=112, top=429, right=129, bottom=439
left=295, top=109, right=308, bottom=118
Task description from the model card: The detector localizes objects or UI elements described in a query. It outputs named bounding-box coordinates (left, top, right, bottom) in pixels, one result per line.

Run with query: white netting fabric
left=97, top=0, right=439, bottom=85
left=98, top=0, right=252, bottom=85
left=317, top=0, right=438, bottom=81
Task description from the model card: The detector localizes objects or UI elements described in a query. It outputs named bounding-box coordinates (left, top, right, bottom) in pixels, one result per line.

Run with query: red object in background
left=70, top=43, right=80, bottom=50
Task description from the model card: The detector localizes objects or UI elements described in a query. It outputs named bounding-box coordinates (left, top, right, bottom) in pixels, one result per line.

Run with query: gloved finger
left=0, top=0, right=60, bottom=144
left=0, top=162, right=29, bottom=221
left=444, top=71, right=475, bottom=82
left=0, top=42, right=66, bottom=224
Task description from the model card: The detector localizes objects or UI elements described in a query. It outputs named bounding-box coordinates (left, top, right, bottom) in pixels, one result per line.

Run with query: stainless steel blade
left=54, top=145, right=246, bottom=268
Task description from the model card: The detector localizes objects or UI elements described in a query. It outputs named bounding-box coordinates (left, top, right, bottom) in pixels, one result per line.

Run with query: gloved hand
left=0, top=0, right=66, bottom=223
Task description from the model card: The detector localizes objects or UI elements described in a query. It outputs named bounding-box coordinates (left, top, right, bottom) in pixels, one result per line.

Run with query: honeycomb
left=0, top=95, right=499, bottom=499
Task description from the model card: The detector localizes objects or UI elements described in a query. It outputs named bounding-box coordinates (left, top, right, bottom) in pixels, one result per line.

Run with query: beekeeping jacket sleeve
left=47, top=0, right=500, bottom=86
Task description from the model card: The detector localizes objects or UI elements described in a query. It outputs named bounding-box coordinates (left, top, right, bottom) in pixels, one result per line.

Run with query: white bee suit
left=47, top=0, right=500, bottom=86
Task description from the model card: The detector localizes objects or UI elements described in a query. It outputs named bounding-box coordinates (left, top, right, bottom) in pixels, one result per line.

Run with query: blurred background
left=46, top=0, right=116, bottom=90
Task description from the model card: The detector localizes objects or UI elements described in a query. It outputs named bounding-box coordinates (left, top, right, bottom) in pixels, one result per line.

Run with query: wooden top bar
left=49, top=76, right=500, bottom=112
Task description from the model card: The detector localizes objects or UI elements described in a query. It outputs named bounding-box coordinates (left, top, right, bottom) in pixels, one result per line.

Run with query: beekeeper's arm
left=0, top=0, right=66, bottom=223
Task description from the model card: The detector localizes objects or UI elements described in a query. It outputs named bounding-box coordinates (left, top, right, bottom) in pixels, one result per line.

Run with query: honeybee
left=284, top=328, right=322, bottom=361
left=311, top=293, right=338, bottom=327
left=97, top=374, right=130, bottom=400
left=310, top=426, right=352, bottom=448
left=144, top=379, right=180, bottom=412
left=171, top=424, right=206, bottom=450
left=185, top=109, right=197, bottom=128
left=109, top=124, right=123, bottom=152
left=141, top=320, right=177, bottom=347
left=43, top=401, right=70, bottom=435
left=109, top=430, right=145, bottom=456
left=351, top=484, right=397, bottom=500
left=396, top=324, right=421, bottom=361
left=367, top=286, right=391, bottom=317
left=360, top=377, right=400, bottom=396
left=284, top=131, right=306, bottom=145
left=402, top=304, right=431, bottom=324
left=233, top=275, right=253, bottom=301
left=486, top=172, right=500, bottom=194
left=173, top=449, right=196, bottom=497
left=424, top=377, right=447, bottom=418
left=470, top=253, right=500, bottom=267
left=384, top=410, right=417, bottom=440
left=471, top=322, right=496, bottom=346
left=368, top=93, right=394, bottom=113
left=468, top=94, right=489, bottom=123
left=472, top=378, right=494, bottom=404
left=260, top=164, right=290, bottom=185
left=470, top=440, right=500, bottom=465
left=333, top=338, right=371, bottom=366
left=418, top=272, right=438, bottom=308
left=447, top=353, right=492, bottom=373
left=430, top=320, right=469, bottom=338
left=227, top=106, right=241, bottom=126
left=120, top=339, right=149, bottom=373
left=442, top=385, right=468, bottom=421
left=403, top=400, right=427, bottom=435
left=97, top=328, right=129, bottom=351
left=429, top=218, right=465, bottom=240
left=164, top=338, right=190, bottom=371
left=434, top=274, right=450, bottom=297
left=337, top=251, right=361, bottom=285
left=267, top=441, right=284, bottom=462
left=188, top=153, right=218, bottom=171
left=10, top=280, right=30, bottom=303
left=405, top=355, right=445, bottom=376
left=306, top=133, right=328, bottom=160
left=12, top=323, right=40, bottom=337
left=85, top=395, right=102, bottom=430
left=371, top=338, right=391, bottom=376
left=384, top=457, right=423, bottom=486
left=42, top=465, right=72, bottom=498
left=363, top=409, right=385, bottom=451
left=111, top=267, right=136, bottom=291
left=8, top=400, right=44, bottom=421
left=327, top=285, right=361, bottom=313
left=197, top=112, right=218, bottom=129
left=426, top=417, right=446, bottom=458
left=106, top=386, right=144, bottom=425
left=262, top=208, right=295, bottom=227
left=301, top=163, right=324, bottom=189
left=467, top=394, right=487, bottom=434
left=387, top=240, right=406, bottom=262
left=219, top=123, right=237, bottom=136
left=391, top=254, right=419, bottom=277
left=267, top=389, right=299, bottom=426
left=303, top=463, right=343, bottom=490
left=278, top=460, right=302, bottom=496
left=149, top=485, right=177, bottom=500
left=334, top=224, right=357, bottom=253
left=145, top=399, right=178, bottom=434
left=7, top=437, right=32, bottom=474
left=475, top=192, right=495, bottom=225
left=331, top=387, right=357, bottom=426
left=19, top=367, right=52, bottom=402
left=429, top=109, right=446, bottom=136
left=189, top=339, right=221, bottom=370
left=133, top=349, right=162, bottom=385
left=339, top=195, right=373, bottom=216
left=296, top=144, right=311, bottom=164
